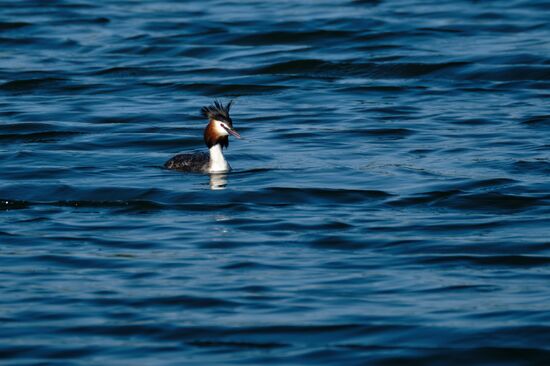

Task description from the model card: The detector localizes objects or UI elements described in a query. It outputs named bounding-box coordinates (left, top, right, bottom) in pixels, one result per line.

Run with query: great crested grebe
left=164, top=100, right=241, bottom=173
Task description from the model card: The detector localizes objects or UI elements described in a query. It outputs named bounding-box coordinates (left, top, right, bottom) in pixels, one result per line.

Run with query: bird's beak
left=223, top=126, right=242, bottom=139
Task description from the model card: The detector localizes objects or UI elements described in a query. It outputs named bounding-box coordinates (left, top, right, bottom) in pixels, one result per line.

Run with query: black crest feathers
left=201, top=100, right=233, bottom=126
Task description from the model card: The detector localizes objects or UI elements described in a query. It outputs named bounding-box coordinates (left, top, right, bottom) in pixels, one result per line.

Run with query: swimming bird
left=164, top=100, right=241, bottom=173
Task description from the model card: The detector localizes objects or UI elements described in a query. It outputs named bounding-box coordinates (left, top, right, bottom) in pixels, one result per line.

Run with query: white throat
left=208, top=144, right=230, bottom=173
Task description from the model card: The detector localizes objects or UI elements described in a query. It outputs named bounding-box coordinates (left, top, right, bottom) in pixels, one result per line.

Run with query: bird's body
left=164, top=101, right=241, bottom=173
left=164, top=151, right=210, bottom=172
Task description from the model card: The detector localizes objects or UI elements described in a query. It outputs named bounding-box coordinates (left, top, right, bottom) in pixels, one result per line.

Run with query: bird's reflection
left=209, top=173, right=228, bottom=190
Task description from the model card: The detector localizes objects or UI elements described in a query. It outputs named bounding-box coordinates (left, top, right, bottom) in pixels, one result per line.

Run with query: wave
left=0, top=186, right=392, bottom=212
left=251, top=59, right=470, bottom=79
left=389, top=190, right=548, bottom=212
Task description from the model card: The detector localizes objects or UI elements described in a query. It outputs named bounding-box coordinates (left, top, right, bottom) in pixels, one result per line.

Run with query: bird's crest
left=201, top=100, right=233, bottom=125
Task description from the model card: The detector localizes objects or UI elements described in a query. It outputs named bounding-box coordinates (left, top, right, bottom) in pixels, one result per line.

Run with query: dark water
left=1, top=0, right=550, bottom=364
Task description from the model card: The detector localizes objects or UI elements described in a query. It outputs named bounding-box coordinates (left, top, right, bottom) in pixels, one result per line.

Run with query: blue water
left=1, top=0, right=549, bottom=365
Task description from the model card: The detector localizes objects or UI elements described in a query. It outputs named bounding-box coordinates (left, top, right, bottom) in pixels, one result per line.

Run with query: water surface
left=1, top=0, right=549, bottom=365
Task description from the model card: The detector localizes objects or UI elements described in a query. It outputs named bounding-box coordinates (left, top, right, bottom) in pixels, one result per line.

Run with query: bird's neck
left=209, top=143, right=230, bottom=173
